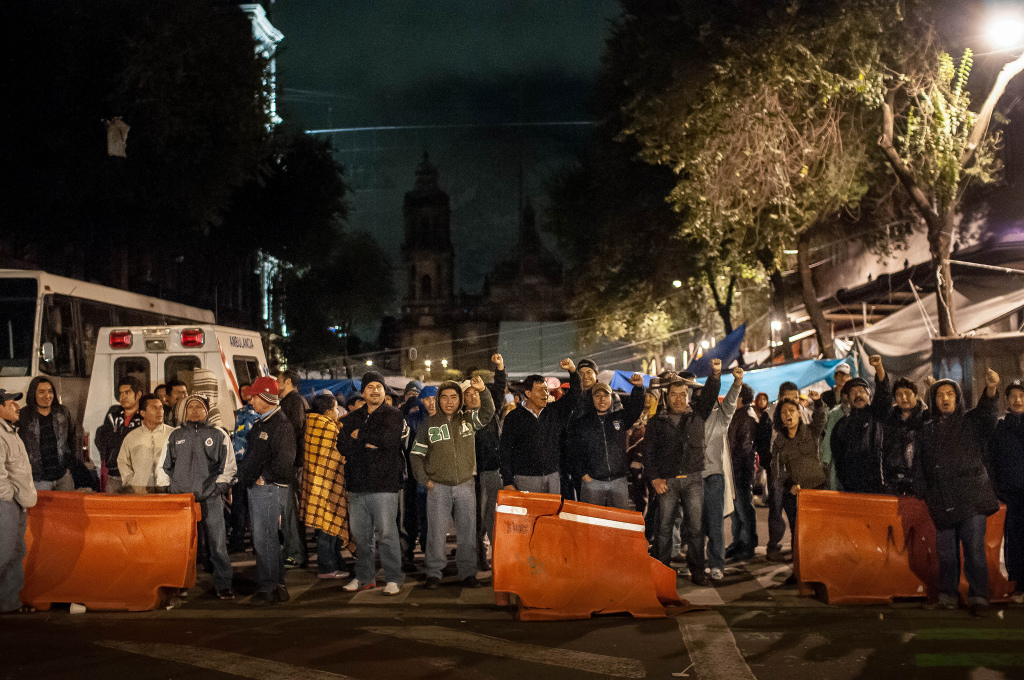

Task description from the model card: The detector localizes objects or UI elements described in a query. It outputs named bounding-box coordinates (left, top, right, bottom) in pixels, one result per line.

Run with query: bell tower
left=402, top=153, right=454, bottom=305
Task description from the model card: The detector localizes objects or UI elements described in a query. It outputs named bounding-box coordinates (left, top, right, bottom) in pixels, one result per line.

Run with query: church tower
left=400, top=154, right=456, bottom=377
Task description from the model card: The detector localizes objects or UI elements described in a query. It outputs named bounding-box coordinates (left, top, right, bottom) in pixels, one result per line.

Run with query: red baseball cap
left=250, top=376, right=280, bottom=404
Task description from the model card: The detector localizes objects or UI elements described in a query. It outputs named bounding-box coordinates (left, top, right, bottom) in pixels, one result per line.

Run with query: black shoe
left=274, top=585, right=290, bottom=603
left=969, top=603, right=989, bottom=618
left=423, top=577, right=441, bottom=590
left=766, top=550, right=787, bottom=563
left=690, top=572, right=708, bottom=587
left=250, top=591, right=276, bottom=606
left=783, top=574, right=798, bottom=586
left=724, top=544, right=738, bottom=560
left=461, top=576, right=483, bottom=589
left=217, top=588, right=235, bottom=600
left=402, top=561, right=418, bottom=573
left=283, top=558, right=305, bottom=570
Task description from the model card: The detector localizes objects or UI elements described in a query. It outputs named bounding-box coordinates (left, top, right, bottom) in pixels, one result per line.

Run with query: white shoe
left=382, top=582, right=401, bottom=596
left=709, top=568, right=724, bottom=581
left=342, top=579, right=362, bottom=592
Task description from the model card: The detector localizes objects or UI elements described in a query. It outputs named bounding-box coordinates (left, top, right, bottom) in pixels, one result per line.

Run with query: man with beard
left=830, top=356, right=891, bottom=494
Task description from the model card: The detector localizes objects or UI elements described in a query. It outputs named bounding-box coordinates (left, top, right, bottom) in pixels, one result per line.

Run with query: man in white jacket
left=0, top=389, right=37, bottom=613
left=699, top=366, right=742, bottom=583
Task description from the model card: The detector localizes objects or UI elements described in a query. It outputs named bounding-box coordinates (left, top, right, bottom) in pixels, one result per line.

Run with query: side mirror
left=41, top=342, right=54, bottom=363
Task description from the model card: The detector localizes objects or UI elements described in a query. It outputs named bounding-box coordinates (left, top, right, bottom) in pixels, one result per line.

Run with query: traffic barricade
left=797, top=489, right=1014, bottom=604
left=21, top=491, right=201, bottom=611
left=492, top=490, right=687, bottom=620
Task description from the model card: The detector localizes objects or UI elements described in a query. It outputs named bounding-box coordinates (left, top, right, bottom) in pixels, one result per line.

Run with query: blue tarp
left=686, top=324, right=746, bottom=378
left=300, top=379, right=361, bottom=401
left=612, top=358, right=855, bottom=399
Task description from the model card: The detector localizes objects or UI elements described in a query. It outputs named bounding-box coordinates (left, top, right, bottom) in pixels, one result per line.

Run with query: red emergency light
left=180, top=328, right=205, bottom=348
left=108, top=330, right=133, bottom=349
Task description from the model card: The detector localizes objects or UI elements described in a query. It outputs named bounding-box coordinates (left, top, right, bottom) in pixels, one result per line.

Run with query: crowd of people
left=0, top=351, right=1022, bottom=616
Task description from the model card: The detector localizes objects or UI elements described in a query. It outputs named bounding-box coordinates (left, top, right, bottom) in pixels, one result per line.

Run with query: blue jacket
left=233, top=404, right=259, bottom=461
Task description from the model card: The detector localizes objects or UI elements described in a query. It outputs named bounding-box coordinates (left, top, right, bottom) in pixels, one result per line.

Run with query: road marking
left=96, top=641, right=353, bottom=679
left=679, top=584, right=725, bottom=606
left=916, top=629, right=1024, bottom=641
left=678, top=611, right=757, bottom=680
left=363, top=625, right=647, bottom=678
left=916, top=653, right=1024, bottom=667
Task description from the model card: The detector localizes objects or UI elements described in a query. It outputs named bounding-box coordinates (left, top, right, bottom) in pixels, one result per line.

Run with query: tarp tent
left=686, top=324, right=746, bottom=378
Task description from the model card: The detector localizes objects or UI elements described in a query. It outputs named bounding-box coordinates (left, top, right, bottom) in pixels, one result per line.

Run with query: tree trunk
left=706, top=269, right=736, bottom=335
left=929, top=215, right=958, bottom=337
left=767, top=268, right=796, bottom=362
left=797, top=231, right=834, bottom=358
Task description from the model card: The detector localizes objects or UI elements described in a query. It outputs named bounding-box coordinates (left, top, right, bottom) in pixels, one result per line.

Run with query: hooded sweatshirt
left=567, top=384, right=645, bottom=482
left=990, top=410, right=1024, bottom=505
left=156, top=397, right=236, bottom=502
left=19, top=376, right=78, bottom=482
left=913, top=379, right=1000, bottom=528
left=411, top=381, right=495, bottom=486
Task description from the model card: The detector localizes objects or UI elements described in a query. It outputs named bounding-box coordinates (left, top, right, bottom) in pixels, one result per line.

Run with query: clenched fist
left=732, top=366, right=744, bottom=382
left=560, top=358, right=576, bottom=373
left=470, top=374, right=485, bottom=392
left=629, top=373, right=645, bottom=387
left=491, top=353, right=504, bottom=371
left=710, top=358, right=722, bottom=377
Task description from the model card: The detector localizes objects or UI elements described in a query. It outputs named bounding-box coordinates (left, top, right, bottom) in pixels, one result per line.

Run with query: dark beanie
left=578, top=358, right=598, bottom=374
left=1007, top=379, right=1024, bottom=397
left=841, top=377, right=870, bottom=395
left=361, top=371, right=386, bottom=393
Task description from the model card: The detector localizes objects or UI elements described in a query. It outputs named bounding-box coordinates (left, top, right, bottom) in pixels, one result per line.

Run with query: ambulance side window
left=113, top=357, right=151, bottom=400
left=165, top=356, right=201, bottom=385
left=233, top=356, right=260, bottom=386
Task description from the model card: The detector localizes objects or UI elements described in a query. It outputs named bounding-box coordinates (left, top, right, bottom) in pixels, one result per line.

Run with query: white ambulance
left=83, top=324, right=269, bottom=468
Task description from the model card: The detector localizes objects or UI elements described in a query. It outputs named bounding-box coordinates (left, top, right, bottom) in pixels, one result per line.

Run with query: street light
left=441, top=359, right=448, bottom=369
left=672, top=280, right=682, bottom=288
left=424, top=359, right=431, bottom=369
left=365, top=359, right=373, bottom=366
left=665, top=355, right=676, bottom=368
left=770, top=320, right=783, bottom=332
left=700, top=340, right=710, bottom=350
left=988, top=14, right=1024, bottom=49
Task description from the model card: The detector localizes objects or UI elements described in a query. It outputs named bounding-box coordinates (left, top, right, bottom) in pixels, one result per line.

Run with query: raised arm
left=621, top=374, right=647, bottom=429
left=469, top=375, right=496, bottom=430
left=720, top=367, right=743, bottom=421
left=869, top=356, right=892, bottom=419
left=693, top=360, right=723, bottom=421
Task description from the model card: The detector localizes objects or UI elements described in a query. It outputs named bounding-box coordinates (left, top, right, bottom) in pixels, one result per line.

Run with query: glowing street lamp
left=424, top=359, right=432, bottom=369
left=771, top=320, right=783, bottom=332
left=366, top=359, right=373, bottom=366
left=441, top=359, right=448, bottom=369
left=665, top=355, right=676, bottom=368
left=700, top=340, right=710, bottom=350
left=988, top=13, right=1024, bottom=49
left=672, top=280, right=682, bottom=288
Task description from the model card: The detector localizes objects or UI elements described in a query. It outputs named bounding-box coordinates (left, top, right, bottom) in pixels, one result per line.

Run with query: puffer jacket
left=156, top=418, right=236, bottom=502
left=989, top=411, right=1024, bottom=505
left=567, top=384, right=645, bottom=481
left=882, top=401, right=927, bottom=495
left=913, top=380, right=1000, bottom=528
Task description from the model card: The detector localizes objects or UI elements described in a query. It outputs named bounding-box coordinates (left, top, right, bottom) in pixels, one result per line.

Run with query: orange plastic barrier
left=797, top=490, right=1015, bottom=604
left=21, top=491, right=201, bottom=611
left=492, top=490, right=686, bottom=620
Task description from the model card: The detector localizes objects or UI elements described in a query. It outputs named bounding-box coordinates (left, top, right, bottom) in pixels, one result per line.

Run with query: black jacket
left=882, top=401, right=927, bottom=495
left=237, top=408, right=296, bottom=488
left=643, top=375, right=721, bottom=480
left=340, top=403, right=406, bottom=493
left=95, top=405, right=143, bottom=475
left=830, top=375, right=891, bottom=494
left=475, top=369, right=507, bottom=473
left=280, top=390, right=310, bottom=465
left=20, top=393, right=78, bottom=482
left=754, top=409, right=773, bottom=468
left=499, top=370, right=581, bottom=486
left=567, top=384, right=645, bottom=481
left=990, top=411, right=1024, bottom=505
left=914, top=380, right=1000, bottom=528
left=728, top=405, right=758, bottom=487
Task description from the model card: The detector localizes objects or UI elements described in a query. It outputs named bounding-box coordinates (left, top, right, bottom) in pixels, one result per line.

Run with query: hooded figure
left=156, top=392, right=237, bottom=598
left=19, top=376, right=79, bottom=490
left=410, top=377, right=494, bottom=588
left=914, top=376, right=1001, bottom=612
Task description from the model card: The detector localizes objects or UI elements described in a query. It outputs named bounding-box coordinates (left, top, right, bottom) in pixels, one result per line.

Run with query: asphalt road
left=2, top=509, right=1023, bottom=680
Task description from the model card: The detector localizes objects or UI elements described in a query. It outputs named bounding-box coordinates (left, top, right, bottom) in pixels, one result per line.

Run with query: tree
left=879, top=48, right=1009, bottom=336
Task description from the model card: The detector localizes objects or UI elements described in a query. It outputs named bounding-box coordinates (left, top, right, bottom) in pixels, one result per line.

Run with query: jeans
left=514, top=472, right=560, bottom=495
left=701, top=474, right=725, bottom=571
left=280, top=468, right=307, bottom=564
left=581, top=476, right=630, bottom=510
left=199, top=494, right=234, bottom=591
left=317, top=531, right=342, bottom=574
left=766, top=463, right=788, bottom=552
left=349, top=491, right=404, bottom=586
left=34, top=470, right=74, bottom=491
left=1006, top=500, right=1024, bottom=592
left=655, top=475, right=704, bottom=571
left=229, top=479, right=248, bottom=548
left=426, top=479, right=477, bottom=580
left=936, top=513, right=990, bottom=606
left=728, top=477, right=758, bottom=554
left=0, top=500, right=27, bottom=612
left=249, top=483, right=288, bottom=593
left=476, top=470, right=502, bottom=567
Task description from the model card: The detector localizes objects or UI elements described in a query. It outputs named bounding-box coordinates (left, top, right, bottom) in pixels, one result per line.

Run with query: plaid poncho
left=301, top=412, right=349, bottom=542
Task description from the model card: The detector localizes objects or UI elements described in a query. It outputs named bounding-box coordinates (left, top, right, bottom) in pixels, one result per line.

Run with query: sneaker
left=1011, top=592, right=1024, bottom=605
left=690, top=572, right=708, bottom=587
left=709, top=568, right=724, bottom=582
left=783, top=573, right=798, bottom=586
left=283, top=558, right=304, bottom=570
left=317, top=570, right=350, bottom=579
left=343, top=579, right=374, bottom=592
left=178, top=589, right=189, bottom=598
left=670, top=552, right=687, bottom=565
left=250, top=591, right=276, bottom=606
left=765, top=550, right=787, bottom=563
left=969, top=603, right=989, bottom=618
left=274, top=585, right=290, bottom=603
left=217, top=588, right=235, bottom=600
left=423, top=577, right=441, bottom=590
left=461, top=576, right=483, bottom=589
left=730, top=549, right=756, bottom=562
left=382, top=582, right=401, bottom=596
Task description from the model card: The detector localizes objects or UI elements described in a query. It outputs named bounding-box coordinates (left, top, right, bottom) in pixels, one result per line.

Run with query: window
left=165, top=355, right=201, bottom=386
left=233, top=356, right=261, bottom=387
left=40, top=294, right=78, bottom=377
left=421, top=274, right=432, bottom=299
left=116, top=306, right=163, bottom=327
left=78, top=300, right=116, bottom=378
left=113, top=357, right=151, bottom=400
left=0, top=278, right=38, bottom=377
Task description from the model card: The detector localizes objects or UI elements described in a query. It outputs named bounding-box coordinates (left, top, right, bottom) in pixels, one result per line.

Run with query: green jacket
left=410, top=386, right=494, bottom=486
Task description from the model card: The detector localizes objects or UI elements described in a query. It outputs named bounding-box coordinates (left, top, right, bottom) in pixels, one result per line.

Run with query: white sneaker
left=709, top=568, right=724, bottom=581
left=382, top=582, right=401, bottom=596
left=342, top=579, right=362, bottom=592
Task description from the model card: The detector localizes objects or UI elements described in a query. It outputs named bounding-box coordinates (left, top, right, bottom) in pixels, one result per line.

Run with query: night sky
left=272, top=0, right=620, bottom=296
